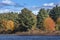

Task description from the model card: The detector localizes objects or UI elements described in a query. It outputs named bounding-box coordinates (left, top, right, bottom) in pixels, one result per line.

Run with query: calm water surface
left=0, top=35, right=60, bottom=40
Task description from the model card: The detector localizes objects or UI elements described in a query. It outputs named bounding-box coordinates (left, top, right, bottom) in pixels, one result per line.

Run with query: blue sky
left=0, top=0, right=60, bottom=14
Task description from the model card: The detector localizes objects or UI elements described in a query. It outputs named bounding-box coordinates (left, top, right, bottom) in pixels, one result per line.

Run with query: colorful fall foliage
left=7, top=20, right=14, bottom=31
left=43, top=17, right=55, bottom=32
left=1, top=20, right=14, bottom=31
left=0, top=6, right=60, bottom=34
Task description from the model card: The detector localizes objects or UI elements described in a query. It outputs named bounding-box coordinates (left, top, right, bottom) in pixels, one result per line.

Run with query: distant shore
left=0, top=31, right=60, bottom=36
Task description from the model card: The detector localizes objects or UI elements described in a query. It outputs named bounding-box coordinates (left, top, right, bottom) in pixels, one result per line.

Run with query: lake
left=0, top=35, right=60, bottom=40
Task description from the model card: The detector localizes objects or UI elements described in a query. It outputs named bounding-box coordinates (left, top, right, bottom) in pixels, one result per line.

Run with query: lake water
left=0, top=35, right=60, bottom=40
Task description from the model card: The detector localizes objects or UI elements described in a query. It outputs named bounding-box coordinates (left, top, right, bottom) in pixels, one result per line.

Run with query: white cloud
left=0, top=9, right=20, bottom=13
left=0, top=0, right=24, bottom=7
left=0, top=8, right=38, bottom=15
left=2, top=0, right=15, bottom=5
left=0, top=9, right=10, bottom=13
left=43, top=3, right=55, bottom=7
left=32, top=10, right=38, bottom=15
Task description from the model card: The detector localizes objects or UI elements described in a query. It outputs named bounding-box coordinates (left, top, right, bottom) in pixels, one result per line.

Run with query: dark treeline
left=0, top=5, right=60, bottom=34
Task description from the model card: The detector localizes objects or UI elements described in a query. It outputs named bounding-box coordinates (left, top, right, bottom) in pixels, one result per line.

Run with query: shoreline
left=0, top=33, right=60, bottom=36
left=0, top=34, right=59, bottom=36
left=0, top=31, right=60, bottom=36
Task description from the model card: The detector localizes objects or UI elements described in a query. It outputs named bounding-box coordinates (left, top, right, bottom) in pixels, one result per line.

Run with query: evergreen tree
left=37, top=8, right=49, bottom=30
left=49, top=5, right=60, bottom=21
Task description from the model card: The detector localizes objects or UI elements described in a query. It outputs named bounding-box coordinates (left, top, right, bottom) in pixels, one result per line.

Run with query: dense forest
left=0, top=5, right=60, bottom=34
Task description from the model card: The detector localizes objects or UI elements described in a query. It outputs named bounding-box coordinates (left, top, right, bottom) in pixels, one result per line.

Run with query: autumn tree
left=0, top=12, right=19, bottom=31
left=37, top=8, right=49, bottom=30
left=1, top=20, right=14, bottom=32
left=7, top=20, right=14, bottom=31
left=43, top=17, right=55, bottom=32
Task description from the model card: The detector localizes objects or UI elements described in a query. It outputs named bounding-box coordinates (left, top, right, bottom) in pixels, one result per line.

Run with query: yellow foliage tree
left=43, top=17, right=55, bottom=32
left=56, top=17, right=60, bottom=30
left=1, top=20, right=7, bottom=30
left=6, top=20, right=14, bottom=31
left=1, top=20, right=14, bottom=31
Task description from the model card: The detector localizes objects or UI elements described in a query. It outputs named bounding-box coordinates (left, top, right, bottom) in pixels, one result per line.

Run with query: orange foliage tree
left=43, top=17, right=55, bottom=32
